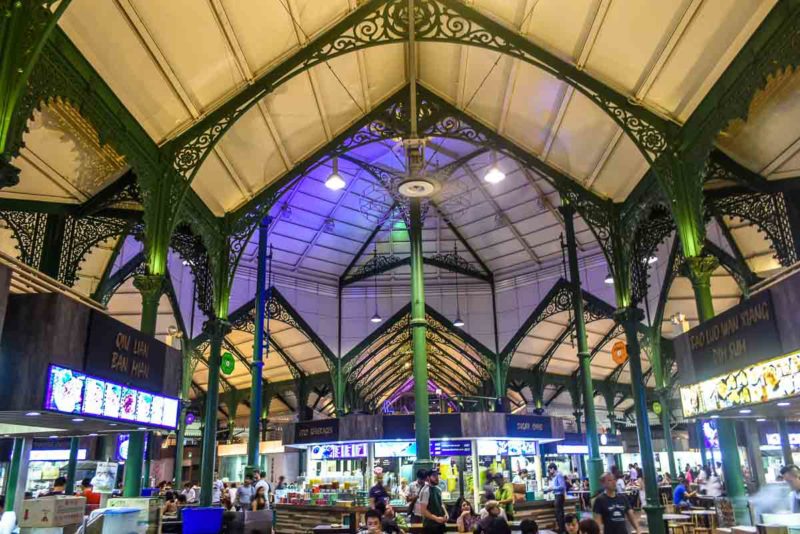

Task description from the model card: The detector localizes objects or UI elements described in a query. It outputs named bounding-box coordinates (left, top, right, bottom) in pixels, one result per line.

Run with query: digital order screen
left=44, top=365, right=179, bottom=429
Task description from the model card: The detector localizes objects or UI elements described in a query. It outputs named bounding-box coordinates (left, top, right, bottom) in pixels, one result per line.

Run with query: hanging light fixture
left=483, top=151, right=506, bottom=184
left=325, top=157, right=346, bottom=191
left=604, top=271, right=614, bottom=285
left=370, top=243, right=382, bottom=323
left=453, top=243, right=465, bottom=327
left=647, top=255, right=658, bottom=264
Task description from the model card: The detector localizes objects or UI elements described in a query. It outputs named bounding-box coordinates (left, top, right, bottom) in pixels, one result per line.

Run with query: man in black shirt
left=592, top=472, right=639, bottom=534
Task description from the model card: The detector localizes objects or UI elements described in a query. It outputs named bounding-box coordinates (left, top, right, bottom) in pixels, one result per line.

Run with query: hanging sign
left=295, top=418, right=339, bottom=444
left=611, top=341, right=628, bottom=365
left=221, top=352, right=235, bottom=375
left=505, top=415, right=554, bottom=439
left=652, top=401, right=662, bottom=415
left=84, top=311, right=168, bottom=391
left=676, top=290, right=780, bottom=383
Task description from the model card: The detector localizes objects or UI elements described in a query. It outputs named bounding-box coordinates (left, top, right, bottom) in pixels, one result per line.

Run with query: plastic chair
left=182, top=507, right=224, bottom=534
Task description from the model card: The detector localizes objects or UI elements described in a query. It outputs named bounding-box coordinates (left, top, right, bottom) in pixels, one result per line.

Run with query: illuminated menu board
left=680, top=350, right=800, bottom=417
left=309, top=443, right=368, bottom=460
left=44, top=365, right=179, bottom=429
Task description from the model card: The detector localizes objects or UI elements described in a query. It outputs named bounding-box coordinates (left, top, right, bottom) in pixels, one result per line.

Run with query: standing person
left=236, top=476, right=254, bottom=511
left=493, top=473, right=515, bottom=521
left=483, top=470, right=496, bottom=503
left=628, top=465, right=638, bottom=482
left=406, top=469, right=426, bottom=523
left=579, top=519, right=601, bottom=534
left=211, top=471, right=224, bottom=505
left=42, top=477, right=66, bottom=497
left=370, top=475, right=390, bottom=509
left=419, top=469, right=447, bottom=534
left=544, top=463, right=566, bottom=533
left=80, top=478, right=101, bottom=507
left=704, top=469, right=723, bottom=498
left=781, top=465, right=800, bottom=511
left=252, top=470, right=270, bottom=508
left=593, top=472, right=639, bottom=534
left=275, top=475, right=286, bottom=490
left=252, top=486, right=268, bottom=511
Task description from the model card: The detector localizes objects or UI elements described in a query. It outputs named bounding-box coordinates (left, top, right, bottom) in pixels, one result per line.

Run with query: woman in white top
left=704, top=472, right=723, bottom=497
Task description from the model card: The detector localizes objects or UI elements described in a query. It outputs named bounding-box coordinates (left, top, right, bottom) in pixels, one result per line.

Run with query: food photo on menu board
left=43, top=365, right=179, bottom=429
left=680, top=350, right=800, bottom=417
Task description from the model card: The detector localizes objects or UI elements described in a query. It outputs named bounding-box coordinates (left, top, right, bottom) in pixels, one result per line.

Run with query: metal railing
left=0, top=251, right=105, bottom=312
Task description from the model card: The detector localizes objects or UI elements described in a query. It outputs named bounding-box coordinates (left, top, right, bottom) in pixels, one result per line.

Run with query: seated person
left=374, top=502, right=402, bottom=534
left=476, top=501, right=509, bottom=534
left=359, top=509, right=389, bottom=534
left=456, top=499, right=480, bottom=533
left=478, top=517, right=511, bottom=534
left=520, top=519, right=539, bottom=534
left=479, top=500, right=507, bottom=522
left=673, top=476, right=696, bottom=509
left=564, top=514, right=579, bottom=534
left=161, top=491, right=178, bottom=517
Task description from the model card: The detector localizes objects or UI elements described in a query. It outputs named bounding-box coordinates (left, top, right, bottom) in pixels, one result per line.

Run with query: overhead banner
left=84, top=311, right=168, bottom=391
left=381, top=414, right=462, bottom=440
left=674, top=290, right=781, bottom=383
left=506, top=415, right=555, bottom=439
left=295, top=419, right=339, bottom=444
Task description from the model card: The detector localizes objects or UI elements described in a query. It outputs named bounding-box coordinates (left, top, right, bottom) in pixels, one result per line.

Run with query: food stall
left=540, top=432, right=623, bottom=479
left=274, top=413, right=575, bottom=533
left=0, top=292, right=182, bottom=520
left=217, top=440, right=300, bottom=484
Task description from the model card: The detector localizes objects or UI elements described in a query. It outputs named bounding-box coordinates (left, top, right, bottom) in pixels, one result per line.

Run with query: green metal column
left=174, top=402, right=187, bottom=488
left=686, top=255, right=749, bottom=524
left=409, top=198, right=433, bottom=473
left=248, top=216, right=270, bottom=471
left=778, top=417, right=794, bottom=467
left=562, top=203, right=603, bottom=493
left=199, top=318, right=228, bottom=507
left=65, top=437, right=79, bottom=495
left=618, top=307, right=664, bottom=534
left=143, top=432, right=152, bottom=488
left=3, top=437, right=23, bottom=510
left=697, top=420, right=709, bottom=467
left=649, top=330, right=678, bottom=478
left=123, top=273, right=164, bottom=497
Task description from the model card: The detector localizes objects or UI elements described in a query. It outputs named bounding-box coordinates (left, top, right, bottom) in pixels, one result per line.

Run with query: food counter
left=514, top=498, right=578, bottom=529
left=275, top=504, right=367, bottom=534
left=277, top=498, right=576, bottom=534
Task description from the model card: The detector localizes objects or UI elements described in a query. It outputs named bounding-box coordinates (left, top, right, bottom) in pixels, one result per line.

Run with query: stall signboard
left=309, top=442, right=367, bottom=460
left=765, top=433, right=800, bottom=446
left=373, top=440, right=472, bottom=457
left=381, top=414, right=462, bottom=439
left=29, top=449, right=88, bottom=461
left=91, top=461, right=119, bottom=493
left=295, top=419, right=339, bottom=444
left=85, top=311, right=168, bottom=391
left=505, top=415, right=554, bottom=439
left=477, top=439, right=538, bottom=457
left=431, top=440, right=472, bottom=456
left=675, top=290, right=781, bottom=384
left=679, top=349, right=800, bottom=417
left=43, top=365, right=179, bottom=429
left=376, top=457, right=399, bottom=472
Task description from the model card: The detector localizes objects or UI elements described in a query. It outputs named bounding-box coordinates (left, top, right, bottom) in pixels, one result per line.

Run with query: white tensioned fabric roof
left=0, top=1, right=798, bottom=422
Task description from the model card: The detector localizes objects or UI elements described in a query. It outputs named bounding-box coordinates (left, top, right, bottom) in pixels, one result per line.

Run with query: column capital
left=133, top=273, right=164, bottom=301
left=203, top=317, right=232, bottom=338
left=685, top=254, right=719, bottom=289
left=614, top=306, right=644, bottom=326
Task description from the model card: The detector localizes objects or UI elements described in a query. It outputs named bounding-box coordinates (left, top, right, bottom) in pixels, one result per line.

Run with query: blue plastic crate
left=182, top=507, right=224, bottom=534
